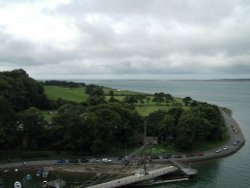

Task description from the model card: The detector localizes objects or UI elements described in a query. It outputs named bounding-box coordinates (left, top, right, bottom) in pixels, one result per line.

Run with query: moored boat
left=42, top=170, right=49, bottom=178
left=25, top=174, right=32, bottom=181
left=14, top=181, right=22, bottom=188
left=36, top=170, right=42, bottom=177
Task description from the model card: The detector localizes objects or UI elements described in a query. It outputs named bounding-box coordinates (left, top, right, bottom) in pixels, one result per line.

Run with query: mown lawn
left=44, top=86, right=89, bottom=103
left=44, top=86, right=188, bottom=117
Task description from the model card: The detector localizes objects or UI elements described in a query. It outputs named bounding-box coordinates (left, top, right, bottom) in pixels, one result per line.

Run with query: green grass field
left=44, top=86, right=89, bottom=103
left=44, top=86, right=188, bottom=116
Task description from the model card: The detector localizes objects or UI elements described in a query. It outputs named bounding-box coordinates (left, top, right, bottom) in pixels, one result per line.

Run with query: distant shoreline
left=38, top=78, right=250, bottom=82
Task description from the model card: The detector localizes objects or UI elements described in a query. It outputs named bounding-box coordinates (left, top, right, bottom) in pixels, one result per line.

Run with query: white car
left=102, top=158, right=112, bottom=162
left=223, top=146, right=228, bottom=150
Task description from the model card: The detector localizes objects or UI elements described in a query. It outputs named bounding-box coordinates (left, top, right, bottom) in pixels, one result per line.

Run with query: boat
left=14, top=181, right=22, bottom=188
left=36, top=170, right=42, bottom=177
left=25, top=174, right=32, bottom=181
left=42, top=170, right=49, bottom=178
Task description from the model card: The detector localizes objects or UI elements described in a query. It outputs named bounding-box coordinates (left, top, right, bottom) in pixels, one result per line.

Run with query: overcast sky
left=0, top=0, right=250, bottom=79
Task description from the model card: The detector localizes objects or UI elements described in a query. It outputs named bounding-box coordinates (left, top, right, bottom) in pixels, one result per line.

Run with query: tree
left=50, top=103, right=143, bottom=153
left=123, top=96, right=138, bottom=105
left=108, top=90, right=119, bottom=103
left=183, top=96, right=192, bottom=106
left=87, top=96, right=106, bottom=106
left=145, top=110, right=167, bottom=137
left=85, top=84, right=104, bottom=96
left=109, top=90, right=114, bottom=97
left=158, top=115, right=176, bottom=143
left=0, top=96, right=17, bottom=149
left=165, top=93, right=173, bottom=106
left=145, top=97, right=151, bottom=104
left=0, top=69, right=49, bottom=111
left=18, top=107, right=46, bottom=149
left=175, top=111, right=196, bottom=149
left=152, top=92, right=165, bottom=105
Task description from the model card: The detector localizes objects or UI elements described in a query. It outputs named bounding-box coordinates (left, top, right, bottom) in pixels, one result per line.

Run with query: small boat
left=42, top=170, right=49, bottom=178
left=36, top=170, right=42, bottom=177
left=25, top=174, right=32, bottom=181
left=42, top=180, right=48, bottom=188
left=14, top=181, right=22, bottom=188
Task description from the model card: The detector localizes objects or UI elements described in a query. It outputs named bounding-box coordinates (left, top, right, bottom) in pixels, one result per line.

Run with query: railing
left=87, top=166, right=178, bottom=188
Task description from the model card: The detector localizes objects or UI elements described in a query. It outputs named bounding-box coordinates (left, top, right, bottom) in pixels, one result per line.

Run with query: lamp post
left=143, top=120, right=147, bottom=174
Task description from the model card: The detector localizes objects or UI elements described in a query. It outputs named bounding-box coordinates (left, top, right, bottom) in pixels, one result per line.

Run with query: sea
left=2, top=80, right=250, bottom=188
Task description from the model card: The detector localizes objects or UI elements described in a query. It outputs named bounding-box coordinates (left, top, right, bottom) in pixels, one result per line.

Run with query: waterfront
left=83, top=80, right=250, bottom=188
left=1, top=80, right=249, bottom=188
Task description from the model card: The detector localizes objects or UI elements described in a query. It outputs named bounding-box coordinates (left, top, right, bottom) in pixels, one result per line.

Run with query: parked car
left=80, top=158, right=89, bottom=163
left=196, top=153, right=204, bottom=157
left=102, top=158, right=112, bottom=162
left=89, top=158, right=101, bottom=163
left=173, top=154, right=182, bottom=158
left=233, top=140, right=240, bottom=145
left=68, top=159, right=79, bottom=163
left=223, top=146, right=229, bottom=150
left=57, top=159, right=66, bottom=163
left=215, top=148, right=223, bottom=153
left=186, top=153, right=195, bottom=157
left=162, top=154, right=171, bottom=159
left=150, top=155, right=160, bottom=159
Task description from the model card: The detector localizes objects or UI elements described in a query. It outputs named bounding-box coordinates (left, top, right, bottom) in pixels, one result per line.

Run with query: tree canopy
left=145, top=103, right=225, bottom=150
left=0, top=69, right=49, bottom=111
left=0, top=69, right=227, bottom=154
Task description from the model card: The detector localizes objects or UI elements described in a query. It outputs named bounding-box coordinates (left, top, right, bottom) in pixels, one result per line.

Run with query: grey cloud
left=1, top=0, right=250, bottom=79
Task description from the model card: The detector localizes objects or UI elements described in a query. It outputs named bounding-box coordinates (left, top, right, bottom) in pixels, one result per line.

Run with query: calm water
left=82, top=80, right=250, bottom=188
left=2, top=80, right=250, bottom=188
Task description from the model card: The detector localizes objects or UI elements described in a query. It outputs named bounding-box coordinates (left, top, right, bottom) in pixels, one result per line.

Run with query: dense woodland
left=0, top=69, right=226, bottom=155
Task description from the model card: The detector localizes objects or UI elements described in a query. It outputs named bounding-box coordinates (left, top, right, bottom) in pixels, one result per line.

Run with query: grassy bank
left=44, top=86, right=88, bottom=102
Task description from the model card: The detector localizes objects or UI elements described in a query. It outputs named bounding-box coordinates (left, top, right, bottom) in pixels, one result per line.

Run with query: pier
left=84, top=165, right=178, bottom=188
